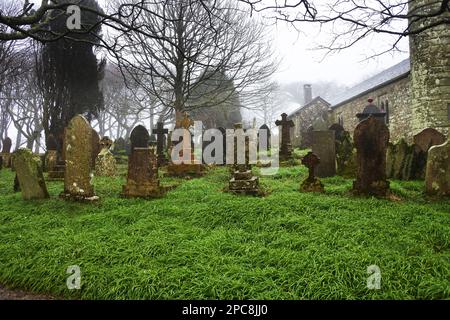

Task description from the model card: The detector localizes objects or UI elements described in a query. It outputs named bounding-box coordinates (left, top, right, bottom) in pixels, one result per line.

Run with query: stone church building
left=288, top=0, right=449, bottom=146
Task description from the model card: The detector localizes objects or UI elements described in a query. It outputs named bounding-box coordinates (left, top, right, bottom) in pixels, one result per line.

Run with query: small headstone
left=300, top=151, right=324, bottom=193
left=258, top=124, right=271, bottom=151
left=60, top=115, right=98, bottom=201
left=14, top=148, right=49, bottom=200
left=1, top=137, right=13, bottom=168
left=352, top=116, right=390, bottom=197
left=95, top=137, right=117, bottom=177
left=312, top=130, right=336, bottom=178
left=91, top=129, right=101, bottom=170
left=386, top=139, right=415, bottom=180
left=412, top=128, right=446, bottom=179
left=335, top=131, right=356, bottom=178
left=425, top=135, right=450, bottom=196
left=275, top=113, right=295, bottom=161
left=152, top=122, right=169, bottom=166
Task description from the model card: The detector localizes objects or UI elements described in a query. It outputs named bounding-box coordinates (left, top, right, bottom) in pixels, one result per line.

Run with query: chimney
left=304, top=84, right=312, bottom=105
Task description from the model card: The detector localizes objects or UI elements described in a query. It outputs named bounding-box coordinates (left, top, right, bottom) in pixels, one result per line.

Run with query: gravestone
left=312, top=130, right=336, bottom=178
left=60, top=115, right=98, bottom=201
left=335, top=131, right=356, bottom=178
left=300, top=151, right=324, bottom=193
left=425, top=134, right=450, bottom=196
left=122, top=127, right=165, bottom=198
left=130, top=125, right=150, bottom=151
left=229, top=124, right=260, bottom=195
left=412, top=128, right=446, bottom=179
left=0, top=137, right=12, bottom=168
left=258, top=124, right=271, bottom=151
left=352, top=116, right=390, bottom=197
left=275, top=113, right=295, bottom=161
left=46, top=133, right=65, bottom=180
left=167, top=112, right=204, bottom=177
left=386, top=139, right=415, bottom=180
left=95, top=137, right=117, bottom=177
left=91, top=129, right=101, bottom=170
left=152, top=122, right=169, bottom=166
left=329, top=123, right=346, bottom=142
left=14, top=148, right=49, bottom=200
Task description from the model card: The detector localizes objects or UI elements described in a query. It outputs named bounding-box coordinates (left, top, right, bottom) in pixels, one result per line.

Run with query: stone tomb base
left=229, top=170, right=260, bottom=195
left=166, top=163, right=205, bottom=177
left=121, top=181, right=166, bottom=199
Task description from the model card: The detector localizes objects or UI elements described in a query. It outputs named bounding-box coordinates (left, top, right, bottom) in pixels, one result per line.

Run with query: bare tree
left=111, top=0, right=277, bottom=124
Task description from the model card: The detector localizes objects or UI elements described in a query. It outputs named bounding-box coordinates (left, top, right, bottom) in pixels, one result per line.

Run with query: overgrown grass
left=0, top=164, right=449, bottom=300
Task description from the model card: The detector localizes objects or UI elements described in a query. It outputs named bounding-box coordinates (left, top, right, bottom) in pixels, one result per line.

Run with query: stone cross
left=302, top=152, right=320, bottom=182
left=275, top=113, right=294, bottom=159
left=176, top=112, right=194, bottom=129
left=152, top=122, right=169, bottom=165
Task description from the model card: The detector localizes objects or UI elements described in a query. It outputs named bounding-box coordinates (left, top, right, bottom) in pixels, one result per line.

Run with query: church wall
left=331, top=75, right=413, bottom=143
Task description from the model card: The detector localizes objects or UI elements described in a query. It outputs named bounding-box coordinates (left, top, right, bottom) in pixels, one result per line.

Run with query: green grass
left=0, top=163, right=449, bottom=300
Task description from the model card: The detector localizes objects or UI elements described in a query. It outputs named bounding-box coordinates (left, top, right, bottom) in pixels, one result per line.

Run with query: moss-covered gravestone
left=386, top=139, right=415, bottom=180
left=122, top=126, right=165, bottom=198
left=1, top=137, right=12, bottom=168
left=14, top=148, right=49, bottom=200
left=352, top=115, right=390, bottom=197
left=60, top=115, right=98, bottom=201
left=95, top=137, right=117, bottom=177
left=412, top=128, right=446, bottom=179
left=425, top=134, right=450, bottom=197
left=300, top=151, right=324, bottom=193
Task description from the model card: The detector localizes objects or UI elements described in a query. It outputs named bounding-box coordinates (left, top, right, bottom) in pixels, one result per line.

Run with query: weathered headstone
left=412, top=128, right=446, bottom=179
left=335, top=131, right=356, bottom=178
left=258, top=124, right=271, bottom=151
left=329, top=123, right=346, bottom=142
left=130, top=125, right=150, bottom=151
left=122, top=126, right=165, bottom=198
left=352, top=115, right=390, bottom=197
left=60, top=115, right=98, bottom=201
left=425, top=135, right=450, bottom=196
left=14, top=148, right=49, bottom=200
left=229, top=124, right=260, bottom=195
left=300, top=151, right=324, bottom=193
left=312, top=130, right=336, bottom=178
left=152, top=122, right=169, bottom=166
left=275, top=113, right=295, bottom=161
left=0, top=137, right=12, bottom=168
left=46, top=133, right=65, bottom=180
left=386, top=139, right=415, bottom=180
left=95, top=137, right=117, bottom=177
left=167, top=112, right=204, bottom=177
left=91, top=129, right=101, bottom=170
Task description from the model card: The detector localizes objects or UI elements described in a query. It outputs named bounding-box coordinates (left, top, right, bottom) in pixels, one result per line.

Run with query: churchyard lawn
left=0, top=162, right=449, bottom=299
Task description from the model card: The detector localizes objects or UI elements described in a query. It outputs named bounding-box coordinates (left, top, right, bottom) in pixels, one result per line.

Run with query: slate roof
left=287, top=96, right=331, bottom=118
left=329, top=58, right=411, bottom=108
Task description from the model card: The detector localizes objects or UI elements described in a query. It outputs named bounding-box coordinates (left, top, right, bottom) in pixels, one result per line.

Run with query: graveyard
left=1, top=0, right=449, bottom=304
left=0, top=140, right=449, bottom=299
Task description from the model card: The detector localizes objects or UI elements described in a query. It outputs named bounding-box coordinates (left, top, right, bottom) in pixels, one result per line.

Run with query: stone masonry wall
left=331, top=75, right=413, bottom=143
left=409, top=0, right=450, bottom=136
